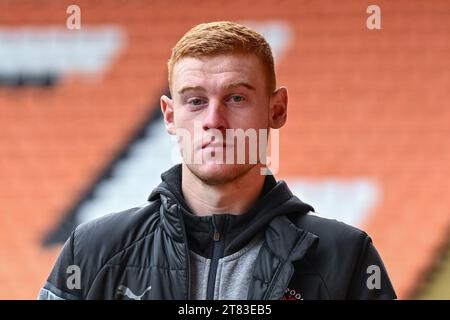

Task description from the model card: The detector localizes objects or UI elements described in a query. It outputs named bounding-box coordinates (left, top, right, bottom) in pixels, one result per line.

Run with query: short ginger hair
left=168, top=21, right=276, bottom=95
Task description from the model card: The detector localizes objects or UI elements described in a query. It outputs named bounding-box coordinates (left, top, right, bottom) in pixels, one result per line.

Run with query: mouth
left=202, top=141, right=227, bottom=149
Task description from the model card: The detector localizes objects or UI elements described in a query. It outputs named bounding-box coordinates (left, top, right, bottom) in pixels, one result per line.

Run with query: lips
left=202, top=140, right=226, bottom=148
left=200, top=136, right=231, bottom=149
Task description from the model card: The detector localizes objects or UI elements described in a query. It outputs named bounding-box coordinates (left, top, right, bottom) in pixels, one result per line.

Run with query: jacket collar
left=154, top=191, right=320, bottom=261
left=265, top=215, right=319, bottom=262
left=148, top=164, right=319, bottom=257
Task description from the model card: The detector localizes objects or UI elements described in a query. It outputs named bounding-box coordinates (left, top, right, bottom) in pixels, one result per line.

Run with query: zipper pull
left=213, top=230, right=220, bottom=241
left=212, top=215, right=221, bottom=241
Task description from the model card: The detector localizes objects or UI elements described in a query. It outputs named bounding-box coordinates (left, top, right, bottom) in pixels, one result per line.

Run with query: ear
left=161, top=95, right=176, bottom=135
left=269, top=86, right=288, bottom=129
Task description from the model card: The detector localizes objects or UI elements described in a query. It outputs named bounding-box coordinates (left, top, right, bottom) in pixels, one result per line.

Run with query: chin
left=185, top=162, right=255, bottom=185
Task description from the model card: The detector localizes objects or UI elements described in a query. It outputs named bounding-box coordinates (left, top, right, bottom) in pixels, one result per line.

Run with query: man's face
left=161, top=53, right=284, bottom=185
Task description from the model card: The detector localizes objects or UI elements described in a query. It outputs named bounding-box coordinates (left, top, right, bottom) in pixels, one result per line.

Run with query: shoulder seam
left=85, top=228, right=159, bottom=297
left=75, top=203, right=161, bottom=298
left=344, top=232, right=370, bottom=298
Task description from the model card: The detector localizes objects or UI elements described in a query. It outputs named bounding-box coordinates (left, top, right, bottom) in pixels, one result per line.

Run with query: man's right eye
left=188, top=98, right=206, bottom=106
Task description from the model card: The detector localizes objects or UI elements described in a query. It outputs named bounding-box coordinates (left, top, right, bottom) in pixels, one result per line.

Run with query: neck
left=181, top=165, right=265, bottom=216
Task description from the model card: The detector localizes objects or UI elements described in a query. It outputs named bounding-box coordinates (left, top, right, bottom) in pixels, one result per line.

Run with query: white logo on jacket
left=116, top=285, right=152, bottom=300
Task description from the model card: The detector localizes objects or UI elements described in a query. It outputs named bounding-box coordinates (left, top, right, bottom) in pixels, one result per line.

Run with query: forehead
left=172, top=54, right=265, bottom=90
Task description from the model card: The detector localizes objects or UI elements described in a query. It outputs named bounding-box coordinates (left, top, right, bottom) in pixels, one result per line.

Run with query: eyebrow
left=177, top=81, right=256, bottom=95
left=224, top=81, right=256, bottom=91
left=177, top=85, right=206, bottom=95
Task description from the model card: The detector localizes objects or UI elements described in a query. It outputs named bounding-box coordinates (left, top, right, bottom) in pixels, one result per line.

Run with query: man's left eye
left=228, top=95, right=245, bottom=103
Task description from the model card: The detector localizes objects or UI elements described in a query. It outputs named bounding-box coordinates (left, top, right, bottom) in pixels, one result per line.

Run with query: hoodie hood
left=149, top=164, right=315, bottom=257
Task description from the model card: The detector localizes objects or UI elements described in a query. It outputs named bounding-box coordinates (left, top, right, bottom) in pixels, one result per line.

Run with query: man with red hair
left=39, top=21, right=396, bottom=300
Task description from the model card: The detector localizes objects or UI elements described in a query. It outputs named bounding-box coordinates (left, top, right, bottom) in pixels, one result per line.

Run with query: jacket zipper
left=178, top=204, right=192, bottom=300
left=206, top=215, right=227, bottom=300
left=262, top=262, right=285, bottom=300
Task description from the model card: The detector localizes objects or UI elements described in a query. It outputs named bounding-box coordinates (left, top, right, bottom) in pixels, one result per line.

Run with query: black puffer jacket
left=39, top=165, right=396, bottom=300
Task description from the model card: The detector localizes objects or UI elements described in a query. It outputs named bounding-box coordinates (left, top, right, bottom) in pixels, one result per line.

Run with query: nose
left=202, top=99, right=227, bottom=131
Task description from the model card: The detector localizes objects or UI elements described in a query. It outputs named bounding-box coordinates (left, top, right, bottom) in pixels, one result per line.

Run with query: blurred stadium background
left=0, top=0, right=449, bottom=299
